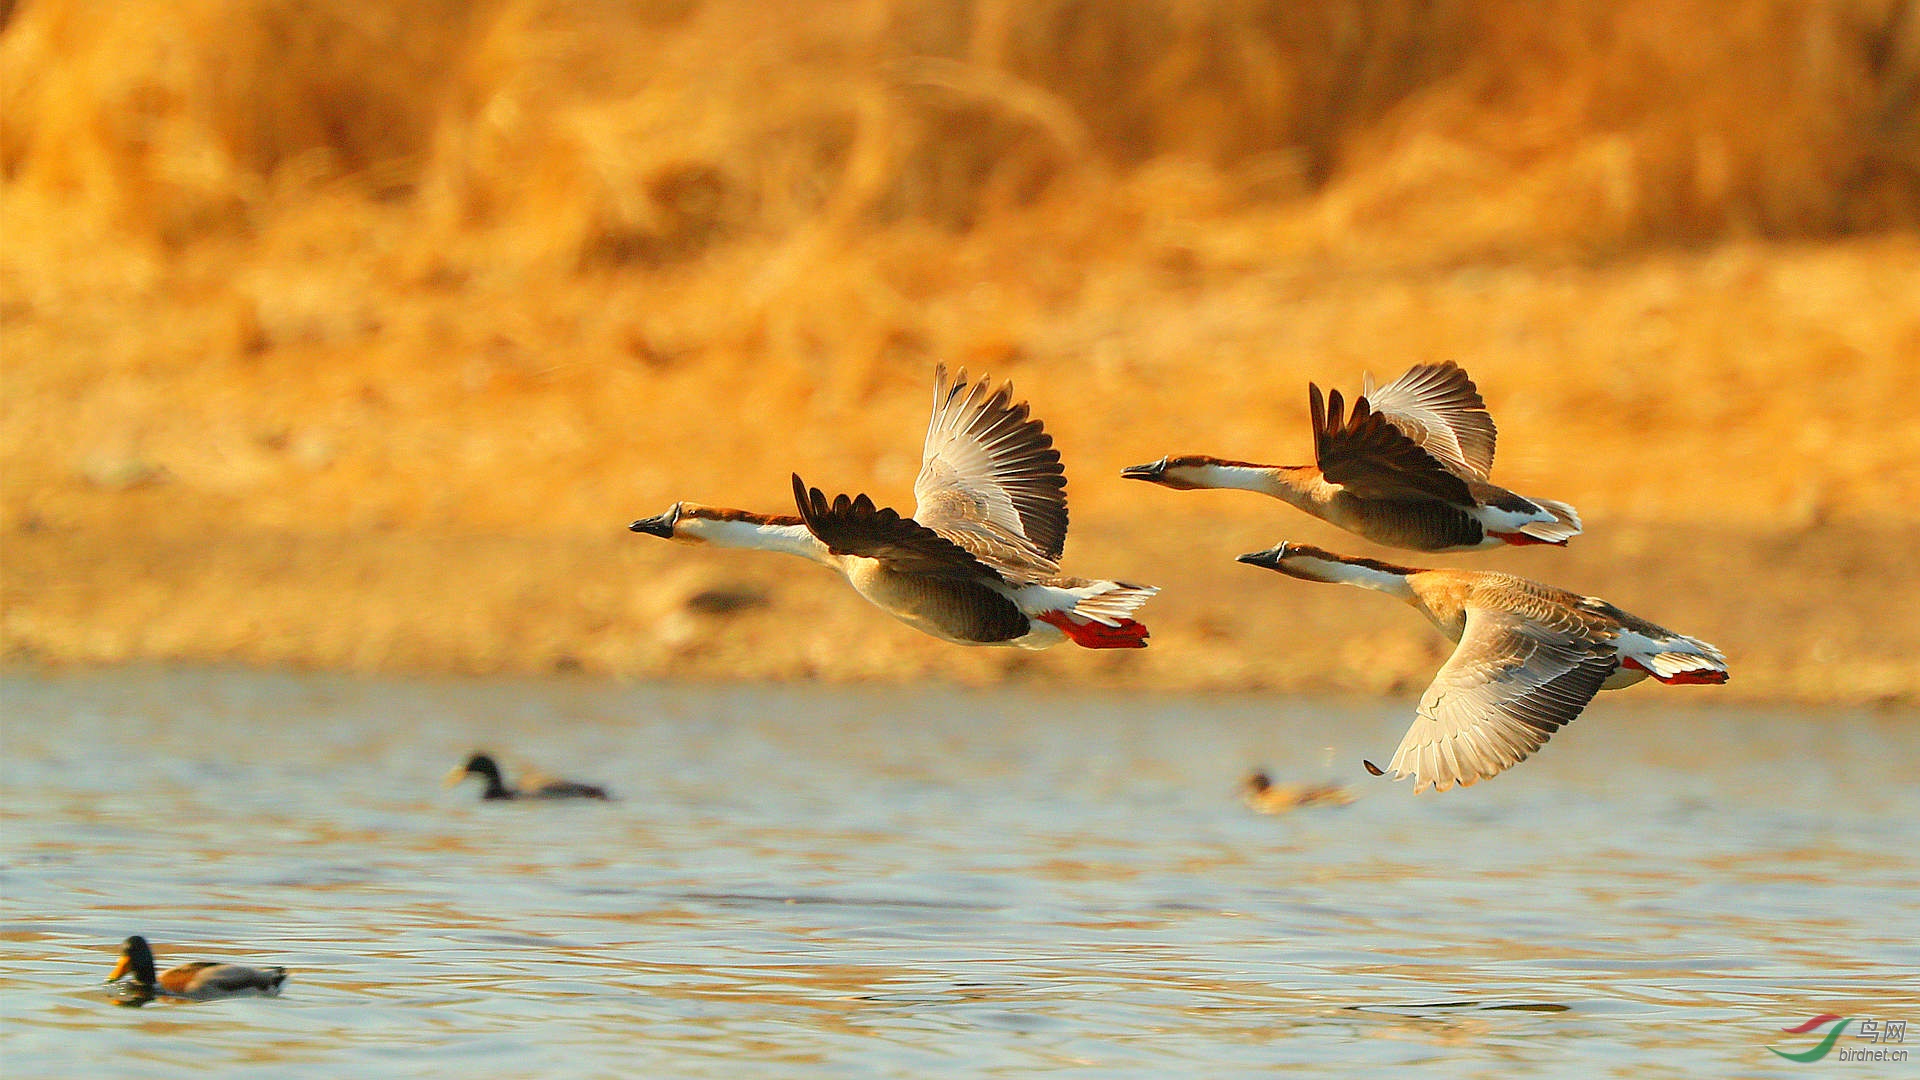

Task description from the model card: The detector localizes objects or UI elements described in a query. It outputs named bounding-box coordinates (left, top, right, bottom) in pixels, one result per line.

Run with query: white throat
left=680, top=518, right=833, bottom=565
left=1177, top=463, right=1286, bottom=495
left=1297, top=556, right=1415, bottom=600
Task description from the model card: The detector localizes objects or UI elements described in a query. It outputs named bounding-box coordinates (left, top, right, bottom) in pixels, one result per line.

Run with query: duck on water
left=107, top=935, right=287, bottom=1001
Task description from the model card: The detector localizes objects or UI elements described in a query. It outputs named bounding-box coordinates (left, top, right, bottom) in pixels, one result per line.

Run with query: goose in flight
left=631, top=366, right=1156, bottom=649
left=1236, top=542, right=1726, bottom=793
left=1123, top=362, right=1580, bottom=552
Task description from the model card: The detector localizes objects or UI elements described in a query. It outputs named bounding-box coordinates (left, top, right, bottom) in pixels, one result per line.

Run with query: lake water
left=2, top=667, right=1916, bottom=1078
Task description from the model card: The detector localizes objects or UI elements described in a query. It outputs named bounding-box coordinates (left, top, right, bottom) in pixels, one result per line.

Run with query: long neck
left=1295, top=555, right=1418, bottom=603
left=684, top=518, right=835, bottom=566
left=1182, top=463, right=1320, bottom=507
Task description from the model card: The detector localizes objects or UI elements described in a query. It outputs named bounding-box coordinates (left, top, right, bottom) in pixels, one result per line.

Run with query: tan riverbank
left=6, top=227, right=1918, bottom=704
left=3, top=512, right=1918, bottom=706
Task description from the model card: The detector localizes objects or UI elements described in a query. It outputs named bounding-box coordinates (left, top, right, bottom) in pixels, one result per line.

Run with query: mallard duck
left=444, top=752, right=612, bottom=800
left=107, top=935, right=287, bottom=999
left=1236, top=542, right=1727, bottom=792
left=630, top=365, right=1157, bottom=649
left=1123, top=362, right=1581, bottom=552
left=1240, top=769, right=1355, bottom=812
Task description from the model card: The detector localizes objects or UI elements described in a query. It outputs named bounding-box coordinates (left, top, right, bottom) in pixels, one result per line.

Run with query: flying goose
left=1123, top=362, right=1581, bottom=552
left=108, top=935, right=288, bottom=999
left=1236, top=542, right=1727, bottom=793
left=631, top=366, right=1156, bottom=649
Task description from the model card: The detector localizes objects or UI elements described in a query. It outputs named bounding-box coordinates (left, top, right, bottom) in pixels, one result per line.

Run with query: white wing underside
left=1362, top=363, right=1498, bottom=481
left=1387, top=608, right=1615, bottom=792
left=913, top=365, right=1068, bottom=574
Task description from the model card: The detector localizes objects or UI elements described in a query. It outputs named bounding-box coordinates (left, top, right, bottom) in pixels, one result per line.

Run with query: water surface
left=2, top=668, right=1916, bottom=1077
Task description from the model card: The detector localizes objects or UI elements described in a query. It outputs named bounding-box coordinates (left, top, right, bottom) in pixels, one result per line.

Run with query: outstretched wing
left=1360, top=361, right=1497, bottom=480
left=1385, top=608, right=1615, bottom=792
left=913, top=365, right=1068, bottom=563
left=794, top=475, right=1007, bottom=581
left=1311, top=384, right=1475, bottom=504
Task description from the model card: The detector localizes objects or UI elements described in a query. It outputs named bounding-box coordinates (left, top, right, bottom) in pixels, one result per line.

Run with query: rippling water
left=2, top=667, right=1916, bottom=1077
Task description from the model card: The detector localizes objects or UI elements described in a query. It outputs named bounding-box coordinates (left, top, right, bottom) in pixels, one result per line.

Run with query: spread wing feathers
left=1310, top=384, right=1476, bottom=504
left=914, top=365, right=1069, bottom=564
left=793, top=475, right=1009, bottom=581
left=1386, top=609, right=1616, bottom=793
left=1360, top=362, right=1498, bottom=480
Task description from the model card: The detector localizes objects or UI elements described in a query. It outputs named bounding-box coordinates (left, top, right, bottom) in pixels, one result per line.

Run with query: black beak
left=629, top=512, right=675, bottom=538
left=1120, top=457, right=1168, bottom=481
left=1235, top=545, right=1287, bottom=569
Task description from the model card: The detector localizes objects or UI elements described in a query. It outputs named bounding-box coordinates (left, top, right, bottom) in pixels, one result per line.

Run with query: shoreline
left=6, top=516, right=1914, bottom=708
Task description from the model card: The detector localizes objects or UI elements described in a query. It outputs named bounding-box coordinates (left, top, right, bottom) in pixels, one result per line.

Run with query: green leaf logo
left=1769, top=1015, right=1851, bottom=1062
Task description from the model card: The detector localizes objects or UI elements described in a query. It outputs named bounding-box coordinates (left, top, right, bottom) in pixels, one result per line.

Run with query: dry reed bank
left=4, top=0, right=1919, bottom=703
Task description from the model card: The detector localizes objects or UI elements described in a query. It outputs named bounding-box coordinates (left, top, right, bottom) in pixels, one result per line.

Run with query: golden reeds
left=6, top=0, right=1916, bottom=260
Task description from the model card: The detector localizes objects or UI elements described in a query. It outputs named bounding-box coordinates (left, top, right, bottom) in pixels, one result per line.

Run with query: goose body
left=631, top=366, right=1157, bottom=649
left=1124, top=362, right=1580, bottom=552
left=444, top=752, right=612, bottom=800
left=1236, top=542, right=1727, bottom=793
left=108, top=936, right=287, bottom=999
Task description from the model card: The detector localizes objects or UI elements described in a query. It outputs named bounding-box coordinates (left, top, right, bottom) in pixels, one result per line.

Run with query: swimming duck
left=107, top=935, right=287, bottom=999
left=1123, top=362, right=1581, bottom=552
left=1236, top=542, right=1727, bottom=793
left=444, top=752, right=612, bottom=800
left=1240, top=770, right=1355, bottom=812
left=631, top=366, right=1157, bottom=649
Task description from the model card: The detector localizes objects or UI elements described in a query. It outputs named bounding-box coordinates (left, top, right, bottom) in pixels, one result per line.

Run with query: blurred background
left=4, top=0, right=1918, bottom=703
